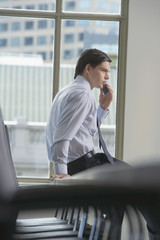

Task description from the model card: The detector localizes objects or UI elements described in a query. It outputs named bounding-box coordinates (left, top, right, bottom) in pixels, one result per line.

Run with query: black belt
left=67, top=150, right=95, bottom=176
left=83, top=150, right=95, bottom=160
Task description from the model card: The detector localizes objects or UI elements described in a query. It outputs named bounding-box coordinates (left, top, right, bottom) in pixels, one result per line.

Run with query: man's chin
left=94, top=84, right=103, bottom=89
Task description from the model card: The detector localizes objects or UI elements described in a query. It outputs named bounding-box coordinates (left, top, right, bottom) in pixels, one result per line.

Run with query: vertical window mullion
left=115, top=0, right=129, bottom=160
left=52, top=0, right=62, bottom=99
left=50, top=0, right=63, bottom=176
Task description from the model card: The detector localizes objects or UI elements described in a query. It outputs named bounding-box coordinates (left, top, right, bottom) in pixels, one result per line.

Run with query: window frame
left=0, top=0, right=129, bottom=183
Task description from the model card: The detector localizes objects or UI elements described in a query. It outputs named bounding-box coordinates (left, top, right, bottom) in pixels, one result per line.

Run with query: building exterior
left=0, top=0, right=119, bottom=63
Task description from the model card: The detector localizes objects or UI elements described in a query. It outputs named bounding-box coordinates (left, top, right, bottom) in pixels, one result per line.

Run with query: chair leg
left=89, top=207, right=98, bottom=240
left=78, top=206, right=88, bottom=238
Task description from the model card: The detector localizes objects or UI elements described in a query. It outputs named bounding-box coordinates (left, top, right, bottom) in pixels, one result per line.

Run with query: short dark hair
left=74, top=48, right=112, bottom=79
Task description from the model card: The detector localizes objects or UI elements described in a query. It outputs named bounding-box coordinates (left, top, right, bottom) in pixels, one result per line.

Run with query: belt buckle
left=84, top=150, right=95, bottom=160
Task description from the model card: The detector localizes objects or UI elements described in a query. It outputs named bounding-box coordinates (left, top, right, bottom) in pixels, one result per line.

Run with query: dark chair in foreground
left=1, top=107, right=160, bottom=240
left=0, top=108, right=92, bottom=240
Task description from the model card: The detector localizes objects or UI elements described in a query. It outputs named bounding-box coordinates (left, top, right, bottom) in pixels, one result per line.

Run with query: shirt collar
left=74, top=75, right=92, bottom=92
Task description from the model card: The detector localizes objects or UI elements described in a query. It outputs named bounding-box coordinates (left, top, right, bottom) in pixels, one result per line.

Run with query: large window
left=0, top=0, right=56, bottom=11
left=0, top=0, right=128, bottom=182
left=0, top=16, right=55, bottom=179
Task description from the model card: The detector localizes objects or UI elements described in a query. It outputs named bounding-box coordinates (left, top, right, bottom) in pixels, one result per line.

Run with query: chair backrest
left=0, top=108, right=18, bottom=200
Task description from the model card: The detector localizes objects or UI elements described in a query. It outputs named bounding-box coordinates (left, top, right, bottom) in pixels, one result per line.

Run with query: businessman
left=45, top=48, right=116, bottom=178
left=45, top=49, right=160, bottom=240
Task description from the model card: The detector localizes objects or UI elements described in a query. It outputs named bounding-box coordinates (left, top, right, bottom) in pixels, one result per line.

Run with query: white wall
left=123, top=0, right=160, bottom=164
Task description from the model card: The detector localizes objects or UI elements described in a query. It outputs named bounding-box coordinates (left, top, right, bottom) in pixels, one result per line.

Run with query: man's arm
left=51, top=140, right=70, bottom=180
left=99, top=83, right=113, bottom=110
left=50, top=93, right=92, bottom=179
left=97, top=83, right=113, bottom=125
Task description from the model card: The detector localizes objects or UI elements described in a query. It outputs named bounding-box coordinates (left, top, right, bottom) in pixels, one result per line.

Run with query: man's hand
left=99, top=84, right=113, bottom=110
left=50, top=174, right=70, bottom=181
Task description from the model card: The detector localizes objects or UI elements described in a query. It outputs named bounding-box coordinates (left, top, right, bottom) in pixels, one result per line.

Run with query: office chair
left=0, top=108, right=93, bottom=239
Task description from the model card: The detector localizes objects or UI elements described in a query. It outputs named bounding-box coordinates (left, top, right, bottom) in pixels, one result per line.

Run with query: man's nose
left=105, top=73, right=109, bottom=79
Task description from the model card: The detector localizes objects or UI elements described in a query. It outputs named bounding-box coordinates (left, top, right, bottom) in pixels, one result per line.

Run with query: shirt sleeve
left=53, top=140, right=69, bottom=174
left=97, top=106, right=109, bottom=125
left=53, top=92, right=92, bottom=174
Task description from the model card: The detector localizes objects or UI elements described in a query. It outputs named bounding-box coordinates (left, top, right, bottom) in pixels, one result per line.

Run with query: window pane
left=11, top=37, right=20, bottom=46
left=60, top=19, right=119, bottom=156
left=0, top=0, right=56, bottom=11
left=25, top=21, right=34, bottom=30
left=0, top=17, right=55, bottom=178
left=63, top=0, right=121, bottom=14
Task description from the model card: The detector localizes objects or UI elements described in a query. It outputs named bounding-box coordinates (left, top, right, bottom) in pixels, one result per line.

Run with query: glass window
left=65, top=1, right=76, bottom=11
left=61, top=19, right=120, bottom=156
left=78, top=33, right=84, bottom=41
left=0, top=38, right=7, bottom=47
left=24, top=37, right=33, bottom=46
left=37, top=36, right=47, bottom=45
left=78, top=20, right=89, bottom=26
left=39, top=4, right=48, bottom=10
left=13, top=6, right=21, bottom=9
left=65, top=20, right=75, bottom=27
left=78, top=0, right=90, bottom=10
left=64, top=34, right=74, bottom=43
left=25, top=21, right=34, bottom=30
left=78, top=48, right=83, bottom=56
left=0, top=0, right=56, bottom=11
left=0, top=23, right=8, bottom=32
left=26, top=5, right=35, bottom=10
left=63, top=0, right=121, bottom=14
left=37, top=52, right=46, bottom=60
left=51, top=21, right=55, bottom=28
left=50, top=36, right=54, bottom=44
left=64, top=49, right=74, bottom=59
left=50, top=51, right=53, bottom=60
left=110, top=2, right=120, bottom=12
left=11, top=37, right=20, bottom=47
left=12, top=22, right=21, bottom=31
left=0, top=0, right=127, bottom=181
left=97, top=0, right=107, bottom=10
left=38, top=20, right=47, bottom=29
left=0, top=16, right=55, bottom=178
left=52, top=3, right=56, bottom=11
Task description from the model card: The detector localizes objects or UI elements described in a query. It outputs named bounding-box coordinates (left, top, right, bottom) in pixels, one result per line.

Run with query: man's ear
left=85, top=64, right=91, bottom=74
left=85, top=63, right=91, bottom=73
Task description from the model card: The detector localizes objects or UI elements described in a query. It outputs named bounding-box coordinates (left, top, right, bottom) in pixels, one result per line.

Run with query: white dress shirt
left=45, top=75, right=109, bottom=174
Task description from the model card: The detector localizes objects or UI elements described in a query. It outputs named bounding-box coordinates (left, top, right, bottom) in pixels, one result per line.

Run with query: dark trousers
left=68, top=153, right=160, bottom=240
left=68, top=152, right=127, bottom=176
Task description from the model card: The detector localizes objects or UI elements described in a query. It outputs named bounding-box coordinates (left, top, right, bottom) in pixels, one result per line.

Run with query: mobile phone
left=102, top=84, right=109, bottom=95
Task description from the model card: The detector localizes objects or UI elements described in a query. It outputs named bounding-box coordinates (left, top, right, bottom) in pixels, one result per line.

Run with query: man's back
left=45, top=76, right=97, bottom=166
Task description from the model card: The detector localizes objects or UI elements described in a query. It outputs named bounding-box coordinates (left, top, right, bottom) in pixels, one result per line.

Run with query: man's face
left=87, top=61, right=111, bottom=89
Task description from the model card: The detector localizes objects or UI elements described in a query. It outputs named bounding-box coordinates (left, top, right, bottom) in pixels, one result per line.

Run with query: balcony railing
left=5, top=120, right=115, bottom=178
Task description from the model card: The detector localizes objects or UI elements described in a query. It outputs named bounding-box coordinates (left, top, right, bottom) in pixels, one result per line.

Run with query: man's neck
left=80, top=73, right=93, bottom=90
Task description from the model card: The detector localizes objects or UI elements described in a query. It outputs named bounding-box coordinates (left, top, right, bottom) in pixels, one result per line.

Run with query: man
left=45, top=48, right=115, bottom=179
left=45, top=49, right=160, bottom=239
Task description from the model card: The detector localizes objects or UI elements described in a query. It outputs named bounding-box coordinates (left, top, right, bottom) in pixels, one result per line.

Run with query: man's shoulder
left=63, top=83, right=90, bottom=97
left=56, top=81, right=94, bottom=107
left=69, top=87, right=92, bottom=101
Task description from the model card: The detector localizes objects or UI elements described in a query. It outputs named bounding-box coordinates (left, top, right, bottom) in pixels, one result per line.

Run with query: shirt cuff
left=54, top=163, right=68, bottom=175
left=97, top=106, right=109, bottom=124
